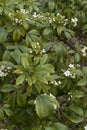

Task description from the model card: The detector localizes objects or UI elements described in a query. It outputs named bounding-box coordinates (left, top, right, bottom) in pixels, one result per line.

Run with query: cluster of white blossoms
left=71, top=17, right=78, bottom=27
left=84, top=125, right=87, bottom=130
left=51, top=80, right=61, bottom=86
left=41, top=49, right=46, bottom=53
left=68, top=63, right=75, bottom=69
left=48, top=12, right=68, bottom=26
left=0, top=65, right=12, bottom=77
left=81, top=45, right=87, bottom=57
left=63, top=64, right=75, bottom=78
left=15, top=18, right=22, bottom=24
left=33, top=12, right=44, bottom=18
left=16, top=9, right=28, bottom=14
left=29, top=42, right=46, bottom=55
left=9, top=9, right=28, bottom=24
left=20, top=9, right=28, bottom=14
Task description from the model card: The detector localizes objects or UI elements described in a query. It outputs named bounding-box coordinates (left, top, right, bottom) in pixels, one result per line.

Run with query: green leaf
left=64, top=31, right=71, bottom=40
left=0, top=6, right=3, bottom=13
left=43, top=42, right=53, bottom=51
left=0, top=61, right=15, bottom=68
left=51, top=123, right=69, bottom=130
left=11, top=51, right=21, bottom=64
left=3, top=108, right=12, bottom=116
left=57, top=26, right=64, bottom=35
left=40, top=54, right=48, bottom=65
left=3, top=50, right=11, bottom=61
left=41, top=64, right=54, bottom=73
left=26, top=75, right=32, bottom=86
left=67, top=115, right=84, bottom=123
left=0, top=109, right=4, bottom=119
left=83, top=66, right=87, bottom=76
left=38, top=76, right=48, bottom=84
left=8, top=92, right=16, bottom=108
left=0, top=27, right=7, bottom=42
left=74, top=53, right=80, bottom=63
left=82, top=24, right=87, bottom=31
left=35, top=95, right=54, bottom=118
left=26, top=35, right=32, bottom=46
left=55, top=43, right=66, bottom=59
left=48, top=0, right=55, bottom=10
left=43, top=28, right=53, bottom=37
left=16, top=74, right=25, bottom=85
left=77, top=78, right=87, bottom=86
left=45, top=127, right=54, bottom=130
left=21, top=56, right=29, bottom=68
left=17, top=93, right=26, bottom=107
left=68, top=104, right=84, bottom=116
left=71, top=91, right=85, bottom=98
left=1, top=84, right=16, bottom=92
left=35, top=94, right=59, bottom=118
left=32, top=127, right=42, bottom=130
left=13, top=28, right=21, bottom=41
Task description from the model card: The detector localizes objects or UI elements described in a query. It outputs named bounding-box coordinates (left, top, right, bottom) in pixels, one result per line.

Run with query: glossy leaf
left=35, top=94, right=59, bottom=118
left=16, top=74, right=25, bottom=85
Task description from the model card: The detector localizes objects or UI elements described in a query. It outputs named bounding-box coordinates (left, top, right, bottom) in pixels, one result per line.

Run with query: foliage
left=0, top=0, right=87, bottom=130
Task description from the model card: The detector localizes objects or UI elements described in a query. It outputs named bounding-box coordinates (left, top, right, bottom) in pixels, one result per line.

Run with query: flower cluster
left=20, top=9, right=28, bottom=14
left=51, top=80, right=61, bottom=86
left=32, top=12, right=44, bottom=18
left=0, top=65, right=12, bottom=77
left=15, top=18, right=22, bottom=24
left=63, top=64, right=76, bottom=78
left=9, top=9, right=28, bottom=24
left=48, top=12, right=68, bottom=26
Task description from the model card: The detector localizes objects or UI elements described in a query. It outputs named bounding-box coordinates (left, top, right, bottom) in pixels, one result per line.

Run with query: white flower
left=30, top=50, right=33, bottom=54
left=84, top=125, right=87, bottom=130
left=33, top=12, right=37, bottom=18
left=71, top=17, right=78, bottom=22
left=7, top=67, right=12, bottom=70
left=81, top=46, right=87, bottom=57
left=71, top=75, right=75, bottom=78
left=58, top=81, right=61, bottom=84
left=64, top=70, right=71, bottom=77
left=56, top=13, right=60, bottom=16
left=54, top=81, right=58, bottom=86
left=20, top=9, right=28, bottom=14
left=71, top=17, right=78, bottom=26
left=51, top=81, right=54, bottom=84
left=49, top=19, right=52, bottom=23
left=8, top=13, right=12, bottom=16
left=68, top=63, right=75, bottom=69
left=53, top=17, right=55, bottom=21
left=0, top=71, right=8, bottom=77
left=50, top=93, right=56, bottom=98
left=77, top=64, right=80, bottom=67
left=37, top=42, right=39, bottom=45
left=42, top=49, right=46, bottom=53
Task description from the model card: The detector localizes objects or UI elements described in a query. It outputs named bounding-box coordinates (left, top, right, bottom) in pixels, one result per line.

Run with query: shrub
left=0, top=0, right=87, bottom=130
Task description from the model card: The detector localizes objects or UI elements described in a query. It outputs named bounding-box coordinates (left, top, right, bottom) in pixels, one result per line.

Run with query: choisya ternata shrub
left=0, top=0, right=87, bottom=130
